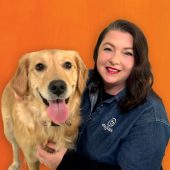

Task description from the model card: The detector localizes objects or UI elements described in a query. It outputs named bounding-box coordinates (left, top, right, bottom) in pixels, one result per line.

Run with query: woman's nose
left=110, top=51, right=121, bottom=65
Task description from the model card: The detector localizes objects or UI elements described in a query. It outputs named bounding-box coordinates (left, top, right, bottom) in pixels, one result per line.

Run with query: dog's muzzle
left=36, top=85, right=70, bottom=126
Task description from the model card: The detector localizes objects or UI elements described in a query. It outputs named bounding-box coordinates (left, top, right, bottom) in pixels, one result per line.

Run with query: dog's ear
left=75, top=52, right=88, bottom=95
left=11, top=54, right=29, bottom=97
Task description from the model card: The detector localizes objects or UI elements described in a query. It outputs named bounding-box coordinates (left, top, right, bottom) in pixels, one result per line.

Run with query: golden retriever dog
left=1, top=49, right=88, bottom=170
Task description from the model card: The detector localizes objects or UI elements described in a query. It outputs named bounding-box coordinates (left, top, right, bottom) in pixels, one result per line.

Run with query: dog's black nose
left=48, top=80, right=66, bottom=96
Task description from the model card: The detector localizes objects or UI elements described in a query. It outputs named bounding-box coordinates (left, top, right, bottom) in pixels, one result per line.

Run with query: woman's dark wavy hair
left=92, top=19, right=154, bottom=113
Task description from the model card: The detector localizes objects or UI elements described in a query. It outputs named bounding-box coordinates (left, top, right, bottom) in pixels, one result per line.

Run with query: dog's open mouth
left=37, top=89, right=69, bottom=125
left=38, top=90, right=69, bottom=106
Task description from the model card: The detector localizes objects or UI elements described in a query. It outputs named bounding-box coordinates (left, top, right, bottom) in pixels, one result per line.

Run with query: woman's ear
left=11, top=54, right=29, bottom=97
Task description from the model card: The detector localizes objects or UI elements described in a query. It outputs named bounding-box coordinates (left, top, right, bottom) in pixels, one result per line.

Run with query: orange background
left=0, top=0, right=169, bottom=170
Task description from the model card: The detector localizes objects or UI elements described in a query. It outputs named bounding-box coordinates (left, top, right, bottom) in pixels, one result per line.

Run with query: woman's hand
left=36, top=142, right=67, bottom=170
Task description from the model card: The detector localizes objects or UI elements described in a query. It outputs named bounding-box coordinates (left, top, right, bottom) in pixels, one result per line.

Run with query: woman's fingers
left=36, top=145, right=46, bottom=159
left=46, top=142, right=56, bottom=149
left=36, top=143, right=67, bottom=169
left=44, top=142, right=57, bottom=153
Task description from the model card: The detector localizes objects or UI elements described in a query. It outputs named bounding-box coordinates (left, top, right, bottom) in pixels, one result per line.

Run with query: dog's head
left=11, top=49, right=88, bottom=125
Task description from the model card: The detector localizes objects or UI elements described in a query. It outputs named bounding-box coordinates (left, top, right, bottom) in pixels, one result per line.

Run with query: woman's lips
left=106, top=67, right=120, bottom=74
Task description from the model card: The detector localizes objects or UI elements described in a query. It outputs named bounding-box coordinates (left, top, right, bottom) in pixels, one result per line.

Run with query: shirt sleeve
left=117, top=121, right=169, bottom=170
left=57, top=150, right=121, bottom=170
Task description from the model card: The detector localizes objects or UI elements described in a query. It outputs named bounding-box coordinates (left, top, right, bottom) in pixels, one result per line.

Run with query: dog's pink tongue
left=47, top=101, right=68, bottom=124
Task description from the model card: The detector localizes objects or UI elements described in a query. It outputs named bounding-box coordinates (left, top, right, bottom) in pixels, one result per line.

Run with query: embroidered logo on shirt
left=102, top=118, right=116, bottom=132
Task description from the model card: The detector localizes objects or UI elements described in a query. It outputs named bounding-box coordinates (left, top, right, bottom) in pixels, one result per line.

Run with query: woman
left=37, top=19, right=170, bottom=170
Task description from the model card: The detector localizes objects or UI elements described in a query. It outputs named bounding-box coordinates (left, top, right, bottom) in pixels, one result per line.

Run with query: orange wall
left=0, top=0, right=169, bottom=170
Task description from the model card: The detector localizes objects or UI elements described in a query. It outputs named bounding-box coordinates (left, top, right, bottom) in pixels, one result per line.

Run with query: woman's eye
left=104, top=47, right=112, bottom=51
left=35, top=63, right=46, bottom=71
left=63, top=61, right=72, bottom=69
left=124, top=52, right=133, bottom=56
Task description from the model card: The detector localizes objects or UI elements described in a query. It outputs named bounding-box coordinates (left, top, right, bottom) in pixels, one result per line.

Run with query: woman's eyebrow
left=102, top=42, right=133, bottom=50
left=102, top=42, right=115, bottom=48
left=124, top=47, right=133, bottom=50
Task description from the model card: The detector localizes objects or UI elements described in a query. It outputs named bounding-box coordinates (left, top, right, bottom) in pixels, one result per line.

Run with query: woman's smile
left=105, top=66, right=121, bottom=74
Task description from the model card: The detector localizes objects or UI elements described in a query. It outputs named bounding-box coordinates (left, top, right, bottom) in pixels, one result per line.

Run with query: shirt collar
left=114, top=88, right=126, bottom=102
left=87, top=80, right=126, bottom=103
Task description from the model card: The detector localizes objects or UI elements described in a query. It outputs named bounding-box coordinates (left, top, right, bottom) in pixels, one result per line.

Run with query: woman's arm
left=117, top=121, right=169, bottom=170
left=57, top=149, right=121, bottom=170
left=36, top=142, right=121, bottom=170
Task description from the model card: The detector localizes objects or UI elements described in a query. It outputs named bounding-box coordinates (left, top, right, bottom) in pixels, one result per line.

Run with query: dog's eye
left=63, top=61, right=72, bottom=69
left=35, top=63, right=46, bottom=71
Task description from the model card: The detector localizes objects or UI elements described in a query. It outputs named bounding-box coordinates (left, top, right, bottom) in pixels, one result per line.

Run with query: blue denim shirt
left=76, top=75, right=170, bottom=170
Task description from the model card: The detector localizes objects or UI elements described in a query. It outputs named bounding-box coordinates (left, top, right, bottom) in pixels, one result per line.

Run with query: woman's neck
left=103, top=83, right=125, bottom=95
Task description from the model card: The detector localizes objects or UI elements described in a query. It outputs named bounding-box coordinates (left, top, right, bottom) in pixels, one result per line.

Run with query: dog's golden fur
left=1, top=49, right=88, bottom=170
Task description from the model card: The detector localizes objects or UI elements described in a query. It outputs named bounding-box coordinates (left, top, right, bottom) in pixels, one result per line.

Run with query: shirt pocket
left=87, top=117, right=117, bottom=153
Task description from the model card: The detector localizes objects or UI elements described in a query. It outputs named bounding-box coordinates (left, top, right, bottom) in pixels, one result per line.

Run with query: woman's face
left=97, top=30, right=135, bottom=94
